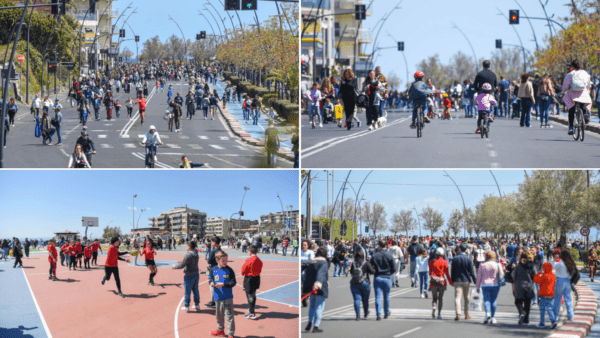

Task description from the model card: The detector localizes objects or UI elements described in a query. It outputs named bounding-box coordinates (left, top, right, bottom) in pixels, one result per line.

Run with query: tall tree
left=446, top=209, right=463, bottom=237
left=390, top=209, right=416, bottom=237
left=121, top=46, right=133, bottom=62
left=421, top=206, right=444, bottom=236
left=361, top=201, right=388, bottom=237
left=140, top=35, right=164, bottom=61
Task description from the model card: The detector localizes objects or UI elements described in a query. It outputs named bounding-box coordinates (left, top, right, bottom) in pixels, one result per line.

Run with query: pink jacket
left=474, top=93, right=497, bottom=111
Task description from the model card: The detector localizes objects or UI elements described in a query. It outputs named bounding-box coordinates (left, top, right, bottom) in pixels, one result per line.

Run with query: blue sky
left=302, top=170, right=581, bottom=237
left=0, top=170, right=299, bottom=239
left=360, top=0, right=571, bottom=86
left=114, top=0, right=289, bottom=57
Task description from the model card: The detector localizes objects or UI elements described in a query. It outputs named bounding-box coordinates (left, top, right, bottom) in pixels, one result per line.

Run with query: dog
left=376, top=110, right=388, bottom=128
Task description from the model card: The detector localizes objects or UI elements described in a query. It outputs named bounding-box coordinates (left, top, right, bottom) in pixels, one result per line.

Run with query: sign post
left=311, top=221, right=321, bottom=242
left=581, top=226, right=590, bottom=250
left=17, top=55, right=24, bottom=63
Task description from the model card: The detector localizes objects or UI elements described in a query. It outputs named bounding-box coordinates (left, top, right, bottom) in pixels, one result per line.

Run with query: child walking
left=84, top=242, right=92, bottom=269
left=101, top=237, right=130, bottom=298
left=415, top=247, right=429, bottom=298
left=173, top=240, right=201, bottom=312
left=209, top=251, right=237, bottom=338
left=48, top=239, right=58, bottom=281
left=533, top=262, right=558, bottom=329
left=241, top=245, right=263, bottom=320
left=115, top=100, right=122, bottom=118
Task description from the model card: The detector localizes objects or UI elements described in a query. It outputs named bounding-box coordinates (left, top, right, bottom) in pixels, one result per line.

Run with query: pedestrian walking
left=370, top=239, right=395, bottom=320
left=12, top=238, right=23, bottom=268
left=303, top=246, right=328, bottom=333
left=350, top=249, right=375, bottom=320
left=241, top=245, right=263, bottom=320
left=47, top=239, right=58, bottom=281
left=534, top=262, right=558, bottom=329
left=173, top=240, right=201, bottom=312
left=429, top=248, right=453, bottom=319
left=552, top=249, right=576, bottom=321
left=476, top=250, right=504, bottom=324
left=512, top=250, right=536, bottom=325
left=451, top=243, right=477, bottom=321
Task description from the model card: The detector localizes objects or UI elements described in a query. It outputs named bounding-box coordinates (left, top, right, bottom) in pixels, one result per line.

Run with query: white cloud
left=127, top=206, right=137, bottom=210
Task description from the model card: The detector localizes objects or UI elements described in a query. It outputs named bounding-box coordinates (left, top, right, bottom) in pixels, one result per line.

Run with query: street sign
left=241, top=0, right=257, bottom=10
left=225, top=0, right=240, bottom=10
left=17, top=55, right=24, bottom=63
left=580, top=226, right=590, bottom=237
left=311, top=221, right=321, bottom=241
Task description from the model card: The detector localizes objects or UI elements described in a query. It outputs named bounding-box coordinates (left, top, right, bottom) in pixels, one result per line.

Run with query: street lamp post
left=133, top=194, right=137, bottom=229
left=137, top=208, right=146, bottom=229
left=205, top=2, right=229, bottom=40
left=238, top=186, right=250, bottom=233
left=168, top=15, right=188, bottom=62
left=25, top=0, right=38, bottom=104
left=412, top=205, right=421, bottom=237
left=443, top=171, right=466, bottom=238
left=451, top=22, right=478, bottom=74
left=202, top=7, right=223, bottom=42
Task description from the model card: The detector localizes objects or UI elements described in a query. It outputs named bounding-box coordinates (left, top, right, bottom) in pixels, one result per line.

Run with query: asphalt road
left=301, top=108, right=600, bottom=168
left=301, top=265, right=563, bottom=338
left=3, top=80, right=291, bottom=168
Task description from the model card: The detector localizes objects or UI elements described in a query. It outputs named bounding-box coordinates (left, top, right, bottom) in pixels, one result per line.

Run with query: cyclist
left=474, top=83, right=497, bottom=134
left=141, top=125, right=163, bottom=168
left=562, top=59, right=592, bottom=135
left=75, top=130, right=96, bottom=167
left=408, top=71, right=433, bottom=129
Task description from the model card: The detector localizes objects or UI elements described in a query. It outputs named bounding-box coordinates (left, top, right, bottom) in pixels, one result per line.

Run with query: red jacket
left=443, top=98, right=452, bottom=108
left=534, top=262, right=555, bottom=297
left=241, top=255, right=263, bottom=277
left=75, top=242, right=82, bottom=254
left=68, top=244, right=77, bottom=256
left=84, top=247, right=92, bottom=258
left=429, top=257, right=453, bottom=287
left=91, top=242, right=101, bottom=253
left=105, top=245, right=120, bottom=267
left=48, top=244, right=57, bottom=263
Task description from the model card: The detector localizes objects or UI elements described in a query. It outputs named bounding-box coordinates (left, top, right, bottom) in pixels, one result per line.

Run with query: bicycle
left=572, top=102, right=586, bottom=142
left=478, top=111, right=489, bottom=139
left=415, top=103, right=425, bottom=138
left=141, top=142, right=162, bottom=168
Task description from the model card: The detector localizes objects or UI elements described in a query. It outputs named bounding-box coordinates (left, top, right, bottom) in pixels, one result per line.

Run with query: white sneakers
left=368, top=125, right=373, bottom=131
left=319, top=123, right=323, bottom=128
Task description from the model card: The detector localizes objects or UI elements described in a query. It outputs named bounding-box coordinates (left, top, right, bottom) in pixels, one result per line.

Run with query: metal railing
left=74, top=13, right=97, bottom=21
left=358, top=28, right=373, bottom=41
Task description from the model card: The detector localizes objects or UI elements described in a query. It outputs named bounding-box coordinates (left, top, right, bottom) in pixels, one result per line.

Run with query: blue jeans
left=308, top=294, right=326, bottom=327
left=350, top=280, right=371, bottom=317
left=282, top=246, right=287, bottom=256
left=291, top=247, right=298, bottom=256
left=539, top=297, right=556, bottom=325
left=539, top=95, right=550, bottom=124
left=374, top=276, right=391, bottom=318
left=520, top=98, right=533, bottom=127
left=134, top=254, right=138, bottom=265
left=554, top=278, right=574, bottom=319
left=309, top=103, right=321, bottom=124
left=418, top=272, right=428, bottom=294
left=482, top=285, right=500, bottom=317
left=533, top=100, right=539, bottom=118
left=161, top=84, right=164, bottom=91
left=237, top=92, right=242, bottom=102
left=56, top=125, right=62, bottom=143
left=65, top=254, right=71, bottom=266
left=145, top=144, right=157, bottom=167
left=499, top=94, right=509, bottom=116
left=183, top=273, right=200, bottom=307
left=253, top=109, right=259, bottom=125
left=334, top=262, right=343, bottom=277
left=243, top=108, right=249, bottom=121
left=242, top=245, right=247, bottom=253
left=80, top=112, right=87, bottom=127
left=412, top=98, right=427, bottom=123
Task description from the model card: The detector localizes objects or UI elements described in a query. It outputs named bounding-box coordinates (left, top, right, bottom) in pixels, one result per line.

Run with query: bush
left=582, top=250, right=589, bottom=266
left=570, top=247, right=580, bottom=262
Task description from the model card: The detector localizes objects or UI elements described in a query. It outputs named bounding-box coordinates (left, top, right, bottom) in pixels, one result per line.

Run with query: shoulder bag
left=496, top=262, right=506, bottom=287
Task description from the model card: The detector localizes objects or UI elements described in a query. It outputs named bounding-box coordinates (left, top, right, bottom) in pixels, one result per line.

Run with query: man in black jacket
left=333, top=240, right=346, bottom=277
left=370, top=240, right=395, bottom=320
left=76, top=131, right=96, bottom=167
left=451, top=244, right=477, bottom=321
left=473, top=60, right=498, bottom=94
left=407, top=236, right=424, bottom=288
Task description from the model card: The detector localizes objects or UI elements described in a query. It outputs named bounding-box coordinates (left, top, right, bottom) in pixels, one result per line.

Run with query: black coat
left=513, top=261, right=537, bottom=299
left=474, top=68, right=498, bottom=93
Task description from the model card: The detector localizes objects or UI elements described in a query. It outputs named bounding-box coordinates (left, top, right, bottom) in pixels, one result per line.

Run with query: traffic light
left=495, top=39, right=502, bottom=49
left=48, top=62, right=58, bottom=74
left=119, top=29, right=125, bottom=38
left=355, top=4, right=366, bottom=20
left=398, top=41, right=404, bottom=51
left=196, top=34, right=201, bottom=41
left=60, top=0, right=67, bottom=15
left=51, top=0, right=58, bottom=15
left=240, top=211, right=244, bottom=216
left=225, top=0, right=240, bottom=11
left=135, top=36, right=139, bottom=42
left=241, top=0, right=257, bottom=10
left=509, top=10, right=519, bottom=24
left=89, top=0, right=96, bottom=14
left=365, top=226, right=369, bottom=233
left=200, top=31, right=206, bottom=39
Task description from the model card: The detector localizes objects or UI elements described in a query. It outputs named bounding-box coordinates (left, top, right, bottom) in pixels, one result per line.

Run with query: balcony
left=334, top=0, right=371, bottom=16
left=111, top=9, right=119, bottom=18
left=358, top=28, right=373, bottom=43
left=335, top=27, right=357, bottom=40
left=74, top=13, right=97, bottom=21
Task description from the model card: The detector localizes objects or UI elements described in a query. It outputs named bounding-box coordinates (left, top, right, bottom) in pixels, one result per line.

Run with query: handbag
left=496, top=262, right=506, bottom=287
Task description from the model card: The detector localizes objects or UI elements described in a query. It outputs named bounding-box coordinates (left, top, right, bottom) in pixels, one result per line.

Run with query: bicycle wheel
left=417, top=109, right=422, bottom=138
left=580, top=109, right=585, bottom=142
left=573, top=108, right=581, bottom=141
left=148, top=149, right=155, bottom=168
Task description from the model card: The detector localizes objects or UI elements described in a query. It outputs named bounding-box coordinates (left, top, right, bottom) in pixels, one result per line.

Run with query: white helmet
left=435, top=247, right=445, bottom=256
left=149, top=125, right=156, bottom=131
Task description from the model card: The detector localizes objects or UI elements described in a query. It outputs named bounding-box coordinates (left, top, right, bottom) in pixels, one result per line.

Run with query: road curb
left=549, top=114, right=600, bottom=134
left=549, top=282, right=598, bottom=338
left=216, top=80, right=294, bottom=162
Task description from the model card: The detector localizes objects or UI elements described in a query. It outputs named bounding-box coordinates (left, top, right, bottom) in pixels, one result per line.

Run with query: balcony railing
left=111, top=9, right=119, bottom=17
left=74, top=13, right=97, bottom=21
left=358, top=28, right=373, bottom=42
left=335, top=27, right=357, bottom=38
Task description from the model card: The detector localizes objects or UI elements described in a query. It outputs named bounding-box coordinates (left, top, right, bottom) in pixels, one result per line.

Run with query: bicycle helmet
left=414, top=71, right=425, bottom=78
left=149, top=125, right=156, bottom=131
left=481, top=83, right=492, bottom=93
left=81, top=130, right=88, bottom=136
left=442, top=93, right=448, bottom=98
left=435, top=247, right=444, bottom=256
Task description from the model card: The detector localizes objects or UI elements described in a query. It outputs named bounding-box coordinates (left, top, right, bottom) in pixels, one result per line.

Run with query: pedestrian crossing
left=85, top=134, right=252, bottom=152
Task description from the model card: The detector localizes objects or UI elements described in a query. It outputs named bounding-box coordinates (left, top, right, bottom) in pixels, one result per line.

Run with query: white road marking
left=179, top=135, right=189, bottom=139
left=160, top=135, right=169, bottom=139
left=100, top=144, right=113, bottom=149
left=394, top=327, right=422, bottom=338
left=98, top=135, right=107, bottom=138
left=198, top=135, right=208, bottom=140
left=130, top=152, right=172, bottom=168
left=119, top=135, right=130, bottom=138
left=205, top=154, right=246, bottom=168
left=190, top=144, right=203, bottom=150
left=103, top=124, right=113, bottom=126
left=167, top=144, right=181, bottom=149
left=60, top=149, right=69, bottom=157
left=124, top=143, right=136, bottom=148
left=219, top=136, right=229, bottom=140
left=489, top=150, right=498, bottom=157
left=22, top=269, right=53, bottom=338
left=138, top=134, right=145, bottom=138
left=174, top=280, right=210, bottom=338
left=491, top=162, right=501, bottom=168
left=209, top=145, right=224, bottom=149
left=235, top=145, right=247, bottom=151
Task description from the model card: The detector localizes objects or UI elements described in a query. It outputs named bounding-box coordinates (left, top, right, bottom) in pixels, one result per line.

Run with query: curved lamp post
left=168, top=15, right=187, bottom=62
left=443, top=171, right=466, bottom=238
left=451, top=22, right=478, bottom=74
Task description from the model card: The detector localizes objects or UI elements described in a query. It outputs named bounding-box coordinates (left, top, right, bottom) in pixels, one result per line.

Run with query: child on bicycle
left=408, top=71, right=434, bottom=129
left=141, top=125, right=164, bottom=168
left=474, top=83, right=497, bottom=134
left=442, top=93, right=452, bottom=119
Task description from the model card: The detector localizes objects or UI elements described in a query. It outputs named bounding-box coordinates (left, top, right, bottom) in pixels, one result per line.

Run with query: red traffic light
left=512, top=16, right=516, bottom=20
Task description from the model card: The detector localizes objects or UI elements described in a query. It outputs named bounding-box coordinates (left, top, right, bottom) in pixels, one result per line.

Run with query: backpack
left=51, top=117, right=59, bottom=127
left=356, top=92, right=369, bottom=108
left=570, top=70, right=589, bottom=92
left=350, top=260, right=366, bottom=285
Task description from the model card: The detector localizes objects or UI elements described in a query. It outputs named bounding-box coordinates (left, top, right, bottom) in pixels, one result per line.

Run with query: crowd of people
left=301, top=234, right=587, bottom=333
left=305, top=59, right=597, bottom=136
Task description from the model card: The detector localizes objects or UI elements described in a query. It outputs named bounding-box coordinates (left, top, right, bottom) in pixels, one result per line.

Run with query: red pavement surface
left=24, top=252, right=299, bottom=338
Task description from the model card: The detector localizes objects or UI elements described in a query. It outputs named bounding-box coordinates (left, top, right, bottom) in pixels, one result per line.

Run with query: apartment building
left=205, top=217, right=259, bottom=238
left=147, top=206, right=207, bottom=239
